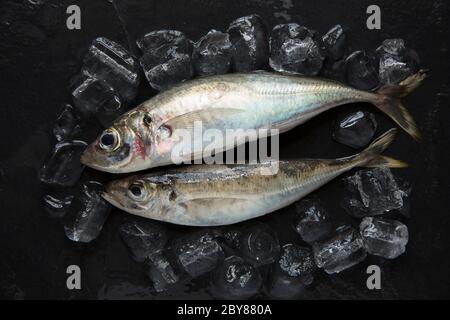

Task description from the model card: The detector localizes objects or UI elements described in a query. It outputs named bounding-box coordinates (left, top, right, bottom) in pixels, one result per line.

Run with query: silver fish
left=81, top=71, right=425, bottom=173
left=102, top=129, right=405, bottom=226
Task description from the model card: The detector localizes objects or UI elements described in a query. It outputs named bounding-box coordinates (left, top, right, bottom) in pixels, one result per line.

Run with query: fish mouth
left=101, top=179, right=126, bottom=209
left=102, top=179, right=139, bottom=213
left=101, top=191, right=123, bottom=209
left=80, top=147, right=106, bottom=171
left=80, top=149, right=128, bottom=173
left=80, top=149, right=90, bottom=166
left=102, top=190, right=148, bottom=216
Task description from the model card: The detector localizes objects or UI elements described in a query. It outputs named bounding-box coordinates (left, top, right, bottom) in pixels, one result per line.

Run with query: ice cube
left=377, top=38, right=407, bottom=56
left=221, top=227, right=243, bottom=251
left=192, top=30, right=233, bottom=76
left=279, top=244, right=315, bottom=282
left=376, top=39, right=420, bottom=85
left=341, top=168, right=409, bottom=217
left=39, top=140, right=87, bottom=187
left=321, top=58, right=346, bottom=82
left=269, top=23, right=324, bottom=75
left=240, top=222, right=280, bottom=266
left=71, top=70, right=123, bottom=118
left=95, top=94, right=124, bottom=128
left=360, top=217, right=408, bottom=259
left=212, top=256, right=262, bottom=299
left=227, top=14, right=269, bottom=71
left=138, top=30, right=194, bottom=90
left=396, top=177, right=412, bottom=218
left=172, top=231, right=224, bottom=278
left=53, top=104, right=82, bottom=142
left=137, top=29, right=193, bottom=54
left=119, top=219, right=167, bottom=262
left=378, top=56, right=416, bottom=85
left=146, top=252, right=180, bottom=292
left=53, top=103, right=101, bottom=143
left=332, top=110, right=377, bottom=148
left=43, top=193, right=74, bottom=219
left=140, top=52, right=193, bottom=91
left=345, top=50, right=379, bottom=90
left=64, top=181, right=111, bottom=243
left=322, top=24, right=347, bottom=61
left=268, top=244, right=315, bottom=299
left=313, top=225, right=367, bottom=274
left=270, top=23, right=314, bottom=55
left=294, top=198, right=332, bottom=243
left=83, top=37, right=140, bottom=103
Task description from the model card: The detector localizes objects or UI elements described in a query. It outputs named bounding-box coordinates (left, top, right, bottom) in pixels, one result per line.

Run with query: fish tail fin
left=350, top=128, right=408, bottom=168
left=372, top=70, right=428, bottom=141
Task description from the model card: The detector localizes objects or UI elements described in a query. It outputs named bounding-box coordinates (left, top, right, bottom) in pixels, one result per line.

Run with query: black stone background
left=0, top=0, right=449, bottom=299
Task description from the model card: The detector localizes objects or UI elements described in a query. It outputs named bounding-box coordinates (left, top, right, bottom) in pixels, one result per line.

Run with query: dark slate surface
left=0, top=0, right=449, bottom=299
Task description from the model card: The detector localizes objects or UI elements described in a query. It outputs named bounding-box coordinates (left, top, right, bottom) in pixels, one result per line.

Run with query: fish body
left=144, top=72, right=368, bottom=131
left=81, top=71, right=425, bottom=173
left=102, top=129, right=405, bottom=226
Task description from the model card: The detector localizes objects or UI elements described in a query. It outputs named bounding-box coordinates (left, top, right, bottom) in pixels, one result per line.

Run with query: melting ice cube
left=39, top=140, right=86, bottom=187
left=212, top=256, right=262, bottom=299
left=269, top=23, right=324, bottom=75
left=322, top=24, right=347, bottom=61
left=268, top=244, right=316, bottom=299
left=341, top=167, right=410, bottom=218
left=64, top=181, right=111, bottom=243
left=192, top=29, right=233, bottom=76
left=345, top=50, right=379, bottom=90
left=83, top=37, right=140, bottom=103
left=53, top=104, right=82, bottom=142
left=43, top=193, right=74, bottom=219
left=313, top=225, right=367, bottom=274
left=377, top=39, right=420, bottom=85
left=239, top=222, right=280, bottom=266
left=359, top=217, right=408, bottom=259
left=119, top=219, right=168, bottom=262
left=138, top=30, right=194, bottom=90
left=172, top=231, right=224, bottom=278
left=146, top=251, right=181, bottom=293
left=293, top=198, right=332, bottom=243
left=227, top=14, right=269, bottom=71
left=71, top=70, right=122, bottom=118
left=332, top=110, right=377, bottom=149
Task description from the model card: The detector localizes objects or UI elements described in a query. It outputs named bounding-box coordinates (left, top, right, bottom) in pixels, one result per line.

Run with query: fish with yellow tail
left=81, top=71, right=426, bottom=173
left=102, top=129, right=405, bottom=226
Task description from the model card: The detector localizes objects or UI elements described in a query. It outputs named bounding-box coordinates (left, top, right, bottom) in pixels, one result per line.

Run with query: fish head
left=102, top=175, right=168, bottom=217
left=81, top=112, right=155, bottom=173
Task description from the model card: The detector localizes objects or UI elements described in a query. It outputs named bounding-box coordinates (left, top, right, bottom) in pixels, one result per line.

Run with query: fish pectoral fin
left=166, top=197, right=255, bottom=226
left=164, top=108, right=244, bottom=131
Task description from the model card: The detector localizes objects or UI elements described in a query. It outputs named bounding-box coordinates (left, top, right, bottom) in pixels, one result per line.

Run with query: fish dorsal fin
left=164, top=108, right=244, bottom=131
left=251, top=70, right=297, bottom=77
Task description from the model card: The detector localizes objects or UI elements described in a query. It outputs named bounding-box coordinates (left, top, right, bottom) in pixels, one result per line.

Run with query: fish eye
left=143, top=114, right=152, bottom=126
left=130, top=184, right=142, bottom=197
left=128, top=181, right=147, bottom=201
left=99, top=129, right=120, bottom=152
